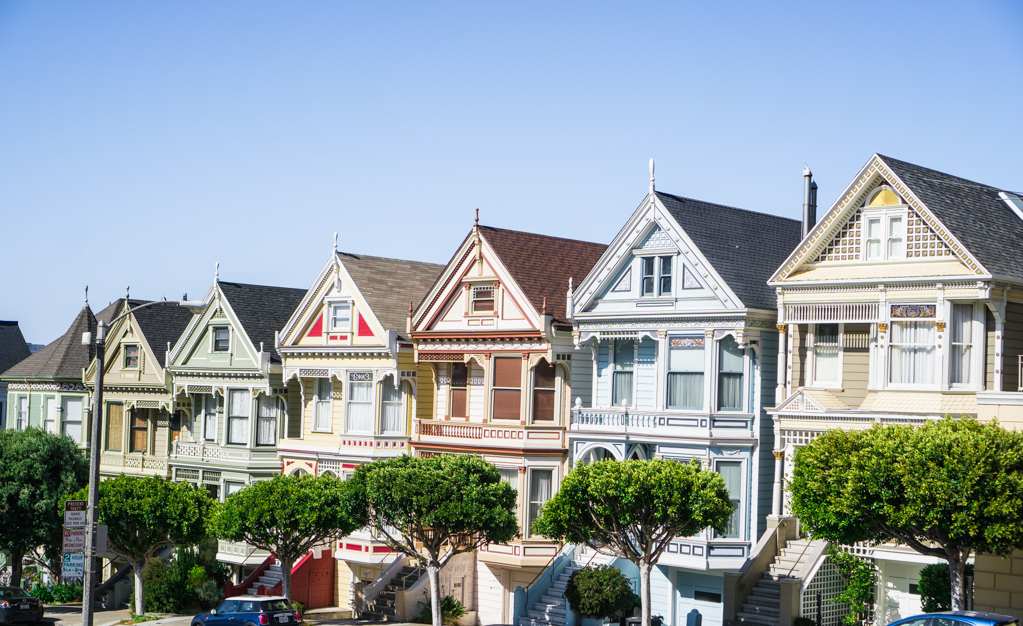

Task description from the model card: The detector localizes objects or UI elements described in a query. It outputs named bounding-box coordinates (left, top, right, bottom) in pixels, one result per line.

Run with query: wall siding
left=987, top=308, right=997, bottom=390
left=416, top=364, right=435, bottom=421
left=570, top=349, right=594, bottom=408
left=757, top=332, right=778, bottom=537
left=1002, top=303, right=1023, bottom=392
left=596, top=341, right=610, bottom=408
left=636, top=338, right=656, bottom=410
left=833, top=323, right=871, bottom=408
left=476, top=562, right=504, bottom=626
left=287, top=379, right=302, bottom=438
left=469, top=362, right=485, bottom=422
left=791, top=325, right=806, bottom=389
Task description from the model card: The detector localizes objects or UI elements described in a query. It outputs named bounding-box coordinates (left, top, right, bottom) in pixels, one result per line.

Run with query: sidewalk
left=42, top=604, right=191, bottom=626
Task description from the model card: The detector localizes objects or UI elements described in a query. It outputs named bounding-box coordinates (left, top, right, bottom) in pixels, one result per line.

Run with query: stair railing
left=784, top=539, right=813, bottom=578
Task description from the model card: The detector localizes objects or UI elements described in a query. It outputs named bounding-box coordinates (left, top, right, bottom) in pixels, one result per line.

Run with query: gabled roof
left=878, top=155, right=1023, bottom=280
left=655, top=192, right=802, bottom=310
left=479, top=226, right=607, bottom=327
left=124, top=299, right=195, bottom=368
left=337, top=252, right=446, bottom=337
left=1, top=301, right=119, bottom=379
left=217, top=282, right=307, bottom=362
left=0, top=322, right=30, bottom=375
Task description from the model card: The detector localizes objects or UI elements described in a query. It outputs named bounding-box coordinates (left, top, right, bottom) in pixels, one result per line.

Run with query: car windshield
left=0, top=588, right=26, bottom=599
left=262, top=600, right=293, bottom=611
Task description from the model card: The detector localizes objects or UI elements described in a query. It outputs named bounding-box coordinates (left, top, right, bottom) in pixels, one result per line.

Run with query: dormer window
left=123, top=345, right=139, bottom=369
left=213, top=327, right=230, bottom=352
left=640, top=256, right=672, bottom=297
left=330, top=302, right=352, bottom=331
left=471, top=285, right=495, bottom=313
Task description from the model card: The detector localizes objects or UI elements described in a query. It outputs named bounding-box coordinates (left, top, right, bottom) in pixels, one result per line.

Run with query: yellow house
left=276, top=246, right=444, bottom=609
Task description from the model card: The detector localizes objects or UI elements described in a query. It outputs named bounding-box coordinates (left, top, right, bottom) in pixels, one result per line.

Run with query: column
left=995, top=321, right=1005, bottom=392
left=775, top=324, right=787, bottom=406
left=771, top=449, right=784, bottom=516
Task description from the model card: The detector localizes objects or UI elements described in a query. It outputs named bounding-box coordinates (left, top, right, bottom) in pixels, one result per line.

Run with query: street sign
left=63, top=528, right=86, bottom=553
left=64, top=500, right=87, bottom=528
left=61, top=553, right=84, bottom=579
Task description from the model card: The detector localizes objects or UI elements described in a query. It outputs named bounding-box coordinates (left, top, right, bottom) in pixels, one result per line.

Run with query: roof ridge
left=478, top=224, right=605, bottom=247
left=336, top=251, right=446, bottom=267
left=218, top=281, right=307, bottom=292
left=655, top=191, right=801, bottom=224
left=877, top=154, right=1011, bottom=193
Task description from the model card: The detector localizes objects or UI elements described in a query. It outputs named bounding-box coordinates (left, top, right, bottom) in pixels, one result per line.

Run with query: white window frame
left=313, top=378, right=333, bottom=433
left=16, top=395, right=28, bottom=430
left=346, top=372, right=375, bottom=433
left=526, top=466, right=557, bottom=538
left=226, top=388, right=251, bottom=446
left=808, top=323, right=844, bottom=389
left=947, top=302, right=981, bottom=390
left=715, top=335, right=747, bottom=413
left=122, top=344, right=140, bottom=369
left=712, top=458, right=745, bottom=540
left=469, top=284, right=497, bottom=315
left=862, top=207, right=908, bottom=262
left=329, top=301, right=353, bottom=332
left=665, top=336, right=705, bottom=410
left=61, top=396, right=84, bottom=444
left=639, top=255, right=674, bottom=297
left=211, top=327, right=231, bottom=352
left=886, top=318, right=939, bottom=390
left=611, top=339, right=635, bottom=407
left=380, top=376, right=405, bottom=435
left=43, top=395, right=58, bottom=434
left=529, top=360, right=560, bottom=425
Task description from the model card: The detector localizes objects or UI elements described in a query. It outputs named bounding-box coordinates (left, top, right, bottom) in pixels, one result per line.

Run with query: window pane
left=214, top=328, right=230, bottom=351
left=381, top=377, right=403, bottom=433
left=493, top=358, right=522, bottom=388
left=533, top=360, right=556, bottom=389
left=230, top=390, right=250, bottom=417
left=451, top=363, right=468, bottom=388
left=659, top=256, right=672, bottom=295
left=641, top=258, right=655, bottom=296
left=450, top=388, right=468, bottom=418
left=888, top=216, right=904, bottom=258
left=228, top=390, right=250, bottom=444
left=890, top=322, right=936, bottom=384
left=669, top=345, right=704, bottom=372
left=950, top=304, right=973, bottom=384
left=718, top=373, right=743, bottom=410
left=716, top=461, right=741, bottom=538
left=493, top=389, right=521, bottom=420
left=347, top=380, right=373, bottom=432
left=867, top=218, right=881, bottom=260
left=814, top=324, right=840, bottom=384
left=205, top=395, right=218, bottom=441
left=667, top=372, right=703, bottom=409
left=533, top=389, right=555, bottom=421
left=332, top=303, right=351, bottom=330
left=613, top=371, right=633, bottom=406
left=528, top=469, right=553, bottom=535
left=614, top=340, right=634, bottom=371
left=256, top=396, right=277, bottom=446
left=106, top=404, right=123, bottom=451
left=131, top=410, right=148, bottom=452
left=719, top=337, right=744, bottom=373
left=498, top=468, right=518, bottom=491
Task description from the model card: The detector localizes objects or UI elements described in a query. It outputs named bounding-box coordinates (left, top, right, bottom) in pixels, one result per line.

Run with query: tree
left=349, top=455, right=518, bottom=626
left=74, top=475, right=215, bottom=615
left=210, top=474, right=364, bottom=601
left=0, top=428, right=89, bottom=587
left=789, top=417, right=1023, bottom=611
left=532, top=459, right=733, bottom=626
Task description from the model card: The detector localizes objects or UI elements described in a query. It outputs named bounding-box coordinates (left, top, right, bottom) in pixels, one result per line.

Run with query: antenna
left=649, top=158, right=655, bottom=194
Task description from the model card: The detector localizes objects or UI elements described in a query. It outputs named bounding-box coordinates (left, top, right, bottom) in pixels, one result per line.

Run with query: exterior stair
left=736, top=538, right=822, bottom=626
left=518, top=553, right=603, bottom=626
left=247, top=562, right=283, bottom=595
left=362, top=565, right=424, bottom=621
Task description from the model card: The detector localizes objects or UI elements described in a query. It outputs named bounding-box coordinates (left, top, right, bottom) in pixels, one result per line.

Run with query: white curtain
left=347, top=381, right=373, bottom=432
left=716, top=462, right=742, bottom=538
left=228, top=389, right=250, bottom=444
left=256, top=396, right=277, bottom=446
left=813, top=324, right=840, bottom=385
left=380, top=377, right=403, bottom=434
left=718, top=337, right=744, bottom=410
left=205, top=395, right=219, bottom=442
left=668, top=344, right=704, bottom=409
left=612, top=340, right=634, bottom=406
left=950, top=304, right=973, bottom=384
left=528, top=469, right=553, bottom=535
left=314, top=379, right=332, bottom=431
left=890, top=322, right=936, bottom=384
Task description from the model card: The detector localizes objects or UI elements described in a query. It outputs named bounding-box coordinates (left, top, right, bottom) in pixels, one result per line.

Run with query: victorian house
left=767, top=154, right=1023, bottom=621
left=275, top=246, right=444, bottom=608
left=0, top=320, right=32, bottom=430
left=408, top=221, right=606, bottom=625
left=85, top=298, right=193, bottom=479
left=165, top=279, right=306, bottom=568
left=567, top=175, right=801, bottom=626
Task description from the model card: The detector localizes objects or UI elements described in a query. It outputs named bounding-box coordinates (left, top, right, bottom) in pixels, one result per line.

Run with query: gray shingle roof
left=0, top=322, right=30, bottom=375
left=338, top=252, right=446, bottom=340
left=218, top=282, right=307, bottom=363
left=1, top=301, right=120, bottom=380
left=879, top=155, right=1023, bottom=280
left=656, top=192, right=803, bottom=311
left=127, top=299, right=195, bottom=368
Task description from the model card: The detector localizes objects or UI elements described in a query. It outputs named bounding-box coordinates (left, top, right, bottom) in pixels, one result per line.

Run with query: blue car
left=193, top=596, right=302, bottom=626
left=889, top=612, right=1019, bottom=626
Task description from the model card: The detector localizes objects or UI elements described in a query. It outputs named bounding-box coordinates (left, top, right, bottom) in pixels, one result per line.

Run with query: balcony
left=170, top=440, right=280, bottom=466
left=414, top=419, right=565, bottom=451
left=569, top=408, right=753, bottom=442
left=217, top=539, right=271, bottom=565
left=100, top=452, right=168, bottom=476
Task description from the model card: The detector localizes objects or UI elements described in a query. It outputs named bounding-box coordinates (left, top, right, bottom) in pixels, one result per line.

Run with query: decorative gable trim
left=772, top=155, right=987, bottom=282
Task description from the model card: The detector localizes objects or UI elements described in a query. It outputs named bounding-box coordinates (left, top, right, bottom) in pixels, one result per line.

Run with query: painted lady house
left=165, top=276, right=306, bottom=570
left=271, top=242, right=444, bottom=611
left=761, top=155, right=1023, bottom=623
left=564, top=165, right=801, bottom=626
left=407, top=218, right=606, bottom=625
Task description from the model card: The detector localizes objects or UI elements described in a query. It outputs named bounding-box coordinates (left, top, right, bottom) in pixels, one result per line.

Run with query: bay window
left=950, top=304, right=974, bottom=385
left=492, top=357, right=522, bottom=420
left=256, top=396, right=278, bottom=446
left=381, top=376, right=404, bottom=434
left=106, top=403, right=123, bottom=451
left=130, top=409, right=148, bottom=452
left=532, top=360, right=556, bottom=422
left=314, top=378, right=332, bottom=431
left=667, top=337, right=704, bottom=409
left=715, top=461, right=742, bottom=538
left=612, top=339, right=634, bottom=407
left=717, top=337, right=744, bottom=411
left=227, top=389, right=250, bottom=445
left=347, top=373, right=374, bottom=432
left=890, top=321, right=936, bottom=385
left=812, top=324, right=841, bottom=386
left=450, top=363, right=468, bottom=418
left=527, top=469, right=553, bottom=536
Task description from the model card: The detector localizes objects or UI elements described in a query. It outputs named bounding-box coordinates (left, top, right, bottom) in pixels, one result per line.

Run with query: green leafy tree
left=350, top=454, right=518, bottom=626
left=532, top=459, right=733, bottom=626
left=72, top=475, right=214, bottom=615
left=210, top=474, right=363, bottom=600
left=826, top=547, right=874, bottom=626
left=0, top=428, right=88, bottom=587
left=789, top=417, right=1023, bottom=611
left=918, top=562, right=975, bottom=613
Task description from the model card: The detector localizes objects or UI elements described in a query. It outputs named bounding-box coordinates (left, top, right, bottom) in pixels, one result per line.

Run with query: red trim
left=372, top=546, right=393, bottom=554
left=410, top=441, right=567, bottom=455
left=357, top=314, right=374, bottom=337
left=306, top=313, right=323, bottom=338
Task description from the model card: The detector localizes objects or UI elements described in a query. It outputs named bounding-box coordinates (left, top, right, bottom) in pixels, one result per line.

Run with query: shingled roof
left=0, top=322, right=30, bottom=376
left=878, top=155, right=1023, bottom=281
left=125, top=299, right=195, bottom=368
left=479, top=226, right=607, bottom=327
left=338, top=253, right=446, bottom=339
left=656, top=192, right=802, bottom=311
left=218, top=282, right=307, bottom=362
left=1, top=301, right=120, bottom=380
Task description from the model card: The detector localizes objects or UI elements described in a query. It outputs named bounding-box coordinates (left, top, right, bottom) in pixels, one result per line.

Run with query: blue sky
left=1, top=1, right=1021, bottom=343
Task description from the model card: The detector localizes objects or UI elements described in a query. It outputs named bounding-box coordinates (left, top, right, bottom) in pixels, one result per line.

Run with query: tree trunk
left=132, top=560, right=145, bottom=616
left=281, top=557, right=294, bottom=601
left=10, top=551, right=24, bottom=589
left=639, top=559, right=653, bottom=626
left=428, top=564, right=442, bottom=626
left=948, top=555, right=968, bottom=611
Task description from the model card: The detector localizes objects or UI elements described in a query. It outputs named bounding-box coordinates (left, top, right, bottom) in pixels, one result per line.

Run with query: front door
left=308, top=570, right=330, bottom=608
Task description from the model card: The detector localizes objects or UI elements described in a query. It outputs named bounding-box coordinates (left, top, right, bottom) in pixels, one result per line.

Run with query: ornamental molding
left=7, top=382, right=87, bottom=392
left=576, top=317, right=775, bottom=331
left=891, top=304, right=936, bottom=319
left=416, top=340, right=548, bottom=352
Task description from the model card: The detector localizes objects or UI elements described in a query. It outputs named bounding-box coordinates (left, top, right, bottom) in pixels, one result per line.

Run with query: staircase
left=736, top=538, right=822, bottom=626
left=362, top=565, right=424, bottom=621
left=248, top=561, right=284, bottom=595
left=517, top=549, right=612, bottom=626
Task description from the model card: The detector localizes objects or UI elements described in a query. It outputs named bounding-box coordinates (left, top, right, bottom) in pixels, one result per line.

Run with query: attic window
left=213, top=327, right=230, bottom=352
left=330, top=302, right=352, bottom=331
left=471, top=286, right=495, bottom=313
left=123, top=345, right=140, bottom=369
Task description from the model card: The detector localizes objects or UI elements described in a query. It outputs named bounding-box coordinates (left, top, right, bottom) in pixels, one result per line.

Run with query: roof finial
left=333, top=232, right=338, bottom=253
left=649, top=158, right=655, bottom=194
left=474, top=208, right=479, bottom=227
left=408, top=300, right=413, bottom=314
left=215, top=261, right=220, bottom=282
left=84, top=285, right=89, bottom=307
left=542, top=296, right=547, bottom=316
left=125, top=285, right=130, bottom=300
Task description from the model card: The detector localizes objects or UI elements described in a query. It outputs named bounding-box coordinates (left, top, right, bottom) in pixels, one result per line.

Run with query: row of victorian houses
left=3, top=153, right=1022, bottom=625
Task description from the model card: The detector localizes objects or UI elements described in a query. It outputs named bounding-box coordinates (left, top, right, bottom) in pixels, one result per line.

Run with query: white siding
left=596, top=341, right=611, bottom=408
left=475, top=562, right=504, bottom=625
left=636, top=338, right=656, bottom=410
left=435, top=364, right=448, bottom=419
left=570, top=349, right=594, bottom=408
left=469, top=362, right=485, bottom=422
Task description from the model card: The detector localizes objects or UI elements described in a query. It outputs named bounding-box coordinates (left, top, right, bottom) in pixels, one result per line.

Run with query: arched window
left=579, top=446, right=616, bottom=464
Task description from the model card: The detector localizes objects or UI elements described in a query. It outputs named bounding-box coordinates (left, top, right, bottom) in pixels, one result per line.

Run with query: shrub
left=412, top=596, right=467, bottom=625
left=132, top=542, right=231, bottom=614
left=565, top=565, right=639, bottom=621
left=291, top=601, right=306, bottom=617
left=30, top=583, right=82, bottom=604
left=918, top=563, right=975, bottom=613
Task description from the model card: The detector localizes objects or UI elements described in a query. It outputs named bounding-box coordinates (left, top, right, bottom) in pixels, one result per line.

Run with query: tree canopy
left=532, top=458, right=732, bottom=626
left=210, top=473, right=364, bottom=600
left=0, top=428, right=88, bottom=587
left=74, top=475, right=215, bottom=614
left=789, top=417, right=1023, bottom=611
left=350, top=454, right=518, bottom=626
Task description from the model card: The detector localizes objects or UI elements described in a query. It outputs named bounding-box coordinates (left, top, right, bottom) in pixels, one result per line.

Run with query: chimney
left=802, top=165, right=818, bottom=238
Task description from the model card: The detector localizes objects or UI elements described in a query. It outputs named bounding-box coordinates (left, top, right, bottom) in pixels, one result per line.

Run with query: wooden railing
left=418, top=422, right=483, bottom=439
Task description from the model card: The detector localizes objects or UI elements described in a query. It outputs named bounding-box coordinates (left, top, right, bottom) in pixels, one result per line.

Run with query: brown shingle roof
left=1, top=301, right=120, bottom=380
left=479, top=226, right=607, bottom=327
left=338, top=253, right=446, bottom=339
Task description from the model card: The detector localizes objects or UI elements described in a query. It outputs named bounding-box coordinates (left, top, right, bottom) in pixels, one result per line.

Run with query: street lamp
left=79, top=297, right=206, bottom=626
